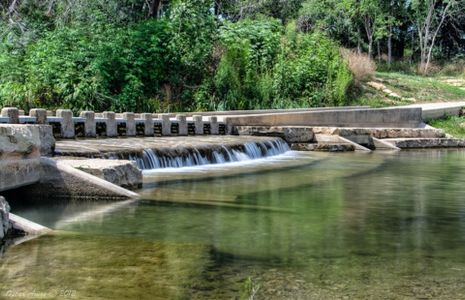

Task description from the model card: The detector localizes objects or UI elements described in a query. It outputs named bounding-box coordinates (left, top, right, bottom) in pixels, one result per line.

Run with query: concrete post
left=209, top=116, right=219, bottom=135
left=193, top=115, right=204, bottom=135
left=123, top=112, right=136, bottom=136
left=176, top=114, right=188, bottom=136
left=80, top=111, right=96, bottom=137
left=30, top=109, right=48, bottom=124
left=103, top=111, right=117, bottom=137
left=158, top=114, right=171, bottom=136
left=1, top=107, right=20, bottom=124
left=56, top=109, right=75, bottom=138
left=141, top=113, right=154, bottom=136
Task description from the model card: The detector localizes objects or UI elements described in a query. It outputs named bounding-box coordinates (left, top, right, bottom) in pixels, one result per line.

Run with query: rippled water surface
left=3, top=150, right=465, bottom=299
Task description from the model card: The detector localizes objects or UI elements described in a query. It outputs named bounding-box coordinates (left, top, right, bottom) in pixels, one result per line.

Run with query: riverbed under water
left=2, top=150, right=465, bottom=299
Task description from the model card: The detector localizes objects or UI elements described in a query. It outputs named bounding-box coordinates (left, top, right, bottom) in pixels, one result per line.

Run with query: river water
left=2, top=150, right=465, bottom=299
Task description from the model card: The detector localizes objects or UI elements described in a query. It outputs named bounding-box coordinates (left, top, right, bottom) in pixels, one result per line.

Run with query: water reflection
left=2, top=150, right=465, bottom=299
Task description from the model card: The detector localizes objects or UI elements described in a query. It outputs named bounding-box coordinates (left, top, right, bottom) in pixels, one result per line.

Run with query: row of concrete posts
left=0, top=107, right=223, bottom=139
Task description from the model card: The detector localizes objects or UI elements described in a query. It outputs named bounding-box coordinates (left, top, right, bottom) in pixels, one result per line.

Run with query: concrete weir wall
left=0, top=106, right=371, bottom=139
left=225, top=107, right=424, bottom=130
left=0, top=107, right=228, bottom=139
left=0, top=125, right=44, bottom=192
left=0, top=123, right=139, bottom=200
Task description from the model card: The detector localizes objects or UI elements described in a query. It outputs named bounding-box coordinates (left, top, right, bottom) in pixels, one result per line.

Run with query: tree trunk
left=367, top=37, right=373, bottom=59
left=148, top=0, right=161, bottom=18
left=417, top=0, right=453, bottom=75
left=357, top=28, right=362, bottom=55
left=387, top=25, right=392, bottom=66
left=363, top=16, right=374, bottom=59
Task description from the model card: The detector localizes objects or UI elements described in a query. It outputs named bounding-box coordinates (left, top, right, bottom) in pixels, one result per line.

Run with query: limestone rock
left=0, top=125, right=42, bottom=192
left=0, top=196, right=11, bottom=240
left=235, top=126, right=315, bottom=143
left=291, top=143, right=355, bottom=152
left=0, top=125, right=41, bottom=160
left=60, top=159, right=143, bottom=190
left=384, top=138, right=465, bottom=149
left=312, top=127, right=446, bottom=139
left=38, top=125, right=55, bottom=156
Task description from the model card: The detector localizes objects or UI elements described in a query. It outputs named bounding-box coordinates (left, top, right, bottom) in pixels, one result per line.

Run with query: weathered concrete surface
left=384, top=138, right=465, bottom=149
left=372, top=137, right=401, bottom=151
left=225, top=107, right=423, bottom=129
left=56, top=109, right=74, bottom=138
left=174, top=106, right=369, bottom=117
left=60, top=159, right=142, bottom=189
left=1, top=107, right=20, bottom=124
left=0, top=196, right=11, bottom=240
left=8, top=213, right=51, bottom=236
left=404, top=102, right=465, bottom=121
left=316, top=134, right=371, bottom=152
left=0, top=124, right=55, bottom=192
left=0, top=125, right=42, bottom=192
left=37, top=125, right=56, bottom=156
left=17, top=158, right=140, bottom=200
left=234, top=126, right=315, bottom=143
left=311, top=127, right=446, bottom=139
left=291, top=143, right=355, bottom=152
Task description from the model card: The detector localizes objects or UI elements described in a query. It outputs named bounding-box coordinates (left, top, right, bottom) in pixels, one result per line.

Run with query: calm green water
left=2, top=150, right=465, bottom=299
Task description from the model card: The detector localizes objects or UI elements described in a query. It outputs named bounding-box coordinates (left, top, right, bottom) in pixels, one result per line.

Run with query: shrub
left=0, top=20, right=171, bottom=112
left=195, top=21, right=352, bottom=110
left=273, top=32, right=352, bottom=107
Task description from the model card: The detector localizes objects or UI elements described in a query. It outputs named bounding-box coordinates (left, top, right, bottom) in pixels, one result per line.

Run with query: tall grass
left=340, top=49, right=376, bottom=82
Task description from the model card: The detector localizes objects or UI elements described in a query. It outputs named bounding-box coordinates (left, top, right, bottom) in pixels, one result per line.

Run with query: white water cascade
left=132, top=139, right=290, bottom=170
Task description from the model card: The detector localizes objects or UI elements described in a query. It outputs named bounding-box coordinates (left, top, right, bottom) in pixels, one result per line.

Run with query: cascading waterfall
left=131, top=139, right=290, bottom=170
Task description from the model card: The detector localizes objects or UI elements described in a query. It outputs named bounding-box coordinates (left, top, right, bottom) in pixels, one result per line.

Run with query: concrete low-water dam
left=3, top=104, right=465, bottom=298
left=55, top=136, right=291, bottom=170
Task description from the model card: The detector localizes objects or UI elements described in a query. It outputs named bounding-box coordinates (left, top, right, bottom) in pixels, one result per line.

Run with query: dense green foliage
left=194, top=20, right=350, bottom=110
left=1, top=0, right=463, bottom=112
left=0, top=20, right=172, bottom=111
left=0, top=0, right=352, bottom=112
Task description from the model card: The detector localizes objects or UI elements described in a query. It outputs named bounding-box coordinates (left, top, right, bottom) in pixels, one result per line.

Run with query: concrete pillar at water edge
left=1, top=107, right=19, bottom=124
left=209, top=116, right=219, bottom=135
left=80, top=111, right=96, bottom=137
left=176, top=114, right=188, bottom=136
left=30, top=108, right=48, bottom=124
left=158, top=114, right=171, bottom=136
left=123, top=112, right=136, bottom=136
left=141, top=113, right=154, bottom=136
left=103, top=111, right=117, bottom=137
left=56, top=109, right=75, bottom=138
left=193, top=115, right=204, bottom=135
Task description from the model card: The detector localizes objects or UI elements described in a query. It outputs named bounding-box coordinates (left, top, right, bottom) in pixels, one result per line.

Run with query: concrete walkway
left=401, top=101, right=465, bottom=121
